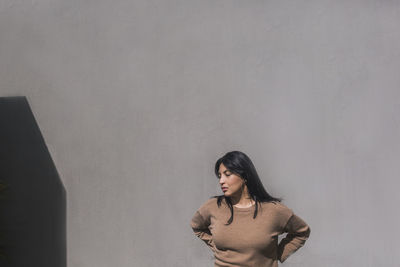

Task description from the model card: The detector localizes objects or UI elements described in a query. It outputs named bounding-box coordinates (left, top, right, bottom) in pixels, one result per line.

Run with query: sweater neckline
left=232, top=202, right=256, bottom=212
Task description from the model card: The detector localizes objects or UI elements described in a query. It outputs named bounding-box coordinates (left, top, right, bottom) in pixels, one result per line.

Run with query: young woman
left=190, top=151, right=311, bottom=266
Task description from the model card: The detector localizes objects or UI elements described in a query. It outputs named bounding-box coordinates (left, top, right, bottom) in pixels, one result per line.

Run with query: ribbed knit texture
left=190, top=197, right=310, bottom=267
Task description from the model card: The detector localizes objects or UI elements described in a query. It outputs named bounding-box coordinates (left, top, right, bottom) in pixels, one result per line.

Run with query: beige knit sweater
left=190, top=197, right=310, bottom=267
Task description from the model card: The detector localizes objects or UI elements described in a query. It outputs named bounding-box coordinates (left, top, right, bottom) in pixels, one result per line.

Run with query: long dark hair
left=212, top=151, right=281, bottom=225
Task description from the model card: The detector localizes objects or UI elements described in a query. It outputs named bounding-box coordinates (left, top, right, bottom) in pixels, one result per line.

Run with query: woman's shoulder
left=201, top=196, right=218, bottom=207
left=263, top=200, right=289, bottom=209
left=196, top=196, right=221, bottom=214
left=260, top=201, right=294, bottom=218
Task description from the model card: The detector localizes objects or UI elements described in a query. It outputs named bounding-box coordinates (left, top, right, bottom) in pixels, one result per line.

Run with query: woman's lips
left=222, top=188, right=228, bottom=192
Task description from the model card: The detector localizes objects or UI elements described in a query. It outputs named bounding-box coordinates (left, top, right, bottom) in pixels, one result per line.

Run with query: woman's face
left=218, top=163, right=245, bottom=197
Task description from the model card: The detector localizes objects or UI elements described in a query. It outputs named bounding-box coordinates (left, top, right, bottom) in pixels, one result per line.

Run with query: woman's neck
left=230, top=193, right=254, bottom=208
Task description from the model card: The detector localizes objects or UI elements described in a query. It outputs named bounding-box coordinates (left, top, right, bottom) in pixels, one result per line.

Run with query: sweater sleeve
left=190, top=210, right=216, bottom=253
left=277, top=212, right=311, bottom=263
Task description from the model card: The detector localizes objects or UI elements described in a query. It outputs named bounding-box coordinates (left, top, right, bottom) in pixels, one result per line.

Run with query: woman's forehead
left=218, top=163, right=230, bottom=172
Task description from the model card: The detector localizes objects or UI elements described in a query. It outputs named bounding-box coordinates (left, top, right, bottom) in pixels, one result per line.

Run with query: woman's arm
left=277, top=213, right=311, bottom=263
left=190, top=210, right=216, bottom=253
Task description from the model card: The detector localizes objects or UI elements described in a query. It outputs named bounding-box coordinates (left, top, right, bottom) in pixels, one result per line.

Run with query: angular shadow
left=0, top=96, right=66, bottom=267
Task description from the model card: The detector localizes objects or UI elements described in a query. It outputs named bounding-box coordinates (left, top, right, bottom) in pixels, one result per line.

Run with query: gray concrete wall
left=1, top=1, right=399, bottom=266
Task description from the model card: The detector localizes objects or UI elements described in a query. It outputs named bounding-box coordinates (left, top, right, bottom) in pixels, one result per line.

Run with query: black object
left=0, top=96, right=66, bottom=267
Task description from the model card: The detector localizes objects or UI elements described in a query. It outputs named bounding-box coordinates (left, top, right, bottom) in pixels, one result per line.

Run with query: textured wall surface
left=1, top=1, right=400, bottom=266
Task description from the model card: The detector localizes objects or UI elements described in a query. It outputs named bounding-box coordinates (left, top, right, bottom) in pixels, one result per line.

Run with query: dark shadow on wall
left=0, top=96, right=66, bottom=267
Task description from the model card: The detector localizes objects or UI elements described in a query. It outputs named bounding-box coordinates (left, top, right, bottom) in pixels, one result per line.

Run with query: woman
left=190, top=151, right=311, bottom=267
